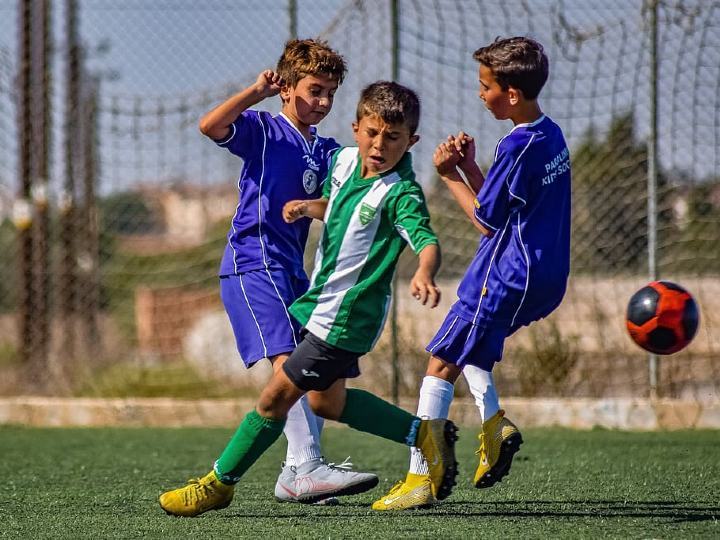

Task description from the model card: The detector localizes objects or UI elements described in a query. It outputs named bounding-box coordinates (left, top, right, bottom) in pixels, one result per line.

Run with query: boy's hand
left=283, top=200, right=308, bottom=223
left=255, top=69, right=285, bottom=99
left=433, top=140, right=462, bottom=176
left=410, top=270, right=441, bottom=308
left=452, top=131, right=476, bottom=171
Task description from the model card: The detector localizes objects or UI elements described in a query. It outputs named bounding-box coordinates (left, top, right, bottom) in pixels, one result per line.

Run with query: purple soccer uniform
left=427, top=115, right=571, bottom=370
left=216, top=110, right=339, bottom=366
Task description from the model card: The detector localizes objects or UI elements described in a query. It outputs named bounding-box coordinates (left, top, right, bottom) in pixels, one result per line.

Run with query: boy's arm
left=199, top=70, right=284, bottom=140
left=410, top=243, right=441, bottom=308
left=283, top=198, right=329, bottom=223
left=433, top=141, right=492, bottom=237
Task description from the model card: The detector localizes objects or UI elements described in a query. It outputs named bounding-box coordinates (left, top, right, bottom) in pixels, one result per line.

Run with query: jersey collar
left=278, top=112, right=317, bottom=154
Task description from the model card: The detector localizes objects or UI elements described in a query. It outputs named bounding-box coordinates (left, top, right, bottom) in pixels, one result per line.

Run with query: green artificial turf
left=0, top=426, right=718, bottom=538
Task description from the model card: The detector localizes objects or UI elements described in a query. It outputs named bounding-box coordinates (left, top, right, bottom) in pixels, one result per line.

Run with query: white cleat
left=293, top=457, right=379, bottom=504
left=274, top=462, right=339, bottom=505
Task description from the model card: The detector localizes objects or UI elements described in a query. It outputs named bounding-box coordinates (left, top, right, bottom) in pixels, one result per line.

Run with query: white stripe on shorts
left=429, top=315, right=459, bottom=353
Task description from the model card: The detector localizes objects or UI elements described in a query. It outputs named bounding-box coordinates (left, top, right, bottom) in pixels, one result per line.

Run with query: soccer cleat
left=371, top=472, right=436, bottom=511
left=273, top=462, right=339, bottom=506
left=474, top=409, right=523, bottom=489
left=415, top=419, right=459, bottom=500
left=159, top=470, right=234, bottom=517
left=293, top=457, right=379, bottom=504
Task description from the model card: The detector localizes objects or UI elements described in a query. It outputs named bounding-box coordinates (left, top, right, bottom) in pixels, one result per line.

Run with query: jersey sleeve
left=474, top=137, right=534, bottom=232
left=392, top=182, right=439, bottom=254
left=213, top=110, right=263, bottom=160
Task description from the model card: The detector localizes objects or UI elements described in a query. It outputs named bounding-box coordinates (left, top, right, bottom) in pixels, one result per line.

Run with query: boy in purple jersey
left=373, top=37, right=571, bottom=511
left=190, top=39, right=377, bottom=506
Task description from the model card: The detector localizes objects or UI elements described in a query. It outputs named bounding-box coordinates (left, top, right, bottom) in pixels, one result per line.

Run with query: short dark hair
left=276, top=38, right=347, bottom=88
left=473, top=37, right=548, bottom=100
left=355, top=81, right=421, bottom=135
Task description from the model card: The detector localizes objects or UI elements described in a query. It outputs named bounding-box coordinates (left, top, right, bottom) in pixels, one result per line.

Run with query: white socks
left=463, top=363, right=500, bottom=423
left=409, top=375, right=455, bottom=475
left=283, top=394, right=323, bottom=468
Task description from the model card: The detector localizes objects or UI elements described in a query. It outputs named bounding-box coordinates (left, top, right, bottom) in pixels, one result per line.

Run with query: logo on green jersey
left=358, top=203, right=377, bottom=225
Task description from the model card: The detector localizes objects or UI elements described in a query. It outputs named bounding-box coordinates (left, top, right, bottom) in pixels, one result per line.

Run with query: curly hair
left=276, top=38, right=347, bottom=88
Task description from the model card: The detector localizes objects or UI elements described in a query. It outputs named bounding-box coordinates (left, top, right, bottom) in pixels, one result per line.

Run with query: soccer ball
left=626, top=281, right=699, bottom=355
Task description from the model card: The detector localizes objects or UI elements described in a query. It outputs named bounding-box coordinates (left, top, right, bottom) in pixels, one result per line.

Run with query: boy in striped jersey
left=167, top=39, right=377, bottom=508
left=373, top=37, right=571, bottom=511
left=159, top=81, right=459, bottom=517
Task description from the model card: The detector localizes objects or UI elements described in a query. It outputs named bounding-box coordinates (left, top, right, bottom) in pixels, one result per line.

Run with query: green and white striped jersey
left=289, top=147, right=438, bottom=354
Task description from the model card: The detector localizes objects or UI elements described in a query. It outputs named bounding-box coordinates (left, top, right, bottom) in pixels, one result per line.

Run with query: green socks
left=338, top=388, right=420, bottom=445
left=214, top=410, right=285, bottom=484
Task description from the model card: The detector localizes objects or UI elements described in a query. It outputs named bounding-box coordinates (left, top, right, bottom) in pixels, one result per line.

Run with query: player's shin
left=214, top=410, right=286, bottom=484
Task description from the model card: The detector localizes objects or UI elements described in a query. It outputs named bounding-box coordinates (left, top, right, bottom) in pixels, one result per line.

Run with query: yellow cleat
left=474, top=409, right=523, bottom=488
left=415, top=419, right=458, bottom=500
left=371, top=473, right=435, bottom=511
left=159, top=470, right=234, bottom=517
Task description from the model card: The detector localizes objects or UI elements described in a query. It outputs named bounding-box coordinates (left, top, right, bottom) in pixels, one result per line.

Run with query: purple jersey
left=216, top=110, right=339, bottom=278
left=454, top=115, right=571, bottom=328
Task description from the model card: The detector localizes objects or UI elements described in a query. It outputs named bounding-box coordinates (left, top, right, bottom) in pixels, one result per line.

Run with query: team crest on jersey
left=303, top=169, right=318, bottom=194
left=358, top=203, right=377, bottom=225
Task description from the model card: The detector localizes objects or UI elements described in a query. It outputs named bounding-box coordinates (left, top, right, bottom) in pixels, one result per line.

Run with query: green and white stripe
left=290, top=147, right=437, bottom=353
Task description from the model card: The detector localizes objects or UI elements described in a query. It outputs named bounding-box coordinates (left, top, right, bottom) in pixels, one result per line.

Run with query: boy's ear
left=407, top=134, right=420, bottom=149
left=352, top=121, right=360, bottom=140
left=508, top=87, right=521, bottom=106
left=280, top=84, right=292, bottom=103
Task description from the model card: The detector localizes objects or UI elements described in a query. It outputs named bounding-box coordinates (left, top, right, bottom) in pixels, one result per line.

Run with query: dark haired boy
left=373, top=36, right=571, bottom=511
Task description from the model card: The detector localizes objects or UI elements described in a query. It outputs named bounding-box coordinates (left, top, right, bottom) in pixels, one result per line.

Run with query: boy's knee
left=307, top=392, right=343, bottom=420
left=256, top=371, right=304, bottom=420
left=426, top=356, right=462, bottom=383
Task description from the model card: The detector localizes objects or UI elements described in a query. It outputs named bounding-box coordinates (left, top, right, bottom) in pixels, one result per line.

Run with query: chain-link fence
left=0, top=0, right=718, bottom=400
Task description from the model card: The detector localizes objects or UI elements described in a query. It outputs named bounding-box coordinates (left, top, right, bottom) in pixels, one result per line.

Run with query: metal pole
left=390, top=0, right=400, bottom=404
left=81, top=75, right=101, bottom=355
left=16, top=0, right=33, bottom=366
left=60, top=0, right=80, bottom=360
left=31, top=0, right=51, bottom=371
left=289, top=0, right=297, bottom=39
left=647, top=0, right=659, bottom=398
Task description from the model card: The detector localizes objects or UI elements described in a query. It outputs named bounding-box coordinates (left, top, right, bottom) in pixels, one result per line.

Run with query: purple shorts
left=426, top=308, right=520, bottom=371
left=220, top=269, right=309, bottom=367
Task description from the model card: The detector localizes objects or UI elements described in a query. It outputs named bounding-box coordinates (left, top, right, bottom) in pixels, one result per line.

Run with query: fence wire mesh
left=0, top=0, right=718, bottom=400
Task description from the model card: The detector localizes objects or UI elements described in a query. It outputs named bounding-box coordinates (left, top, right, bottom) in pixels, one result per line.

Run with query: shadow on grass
left=439, top=499, right=720, bottom=524
left=209, top=499, right=719, bottom=524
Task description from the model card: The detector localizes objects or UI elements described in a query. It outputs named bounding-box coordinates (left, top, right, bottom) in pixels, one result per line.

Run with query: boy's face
left=478, top=64, right=517, bottom=120
left=352, top=114, right=419, bottom=178
left=281, top=73, right=339, bottom=127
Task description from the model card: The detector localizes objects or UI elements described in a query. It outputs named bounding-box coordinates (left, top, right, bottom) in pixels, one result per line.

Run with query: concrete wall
left=1, top=397, right=718, bottom=430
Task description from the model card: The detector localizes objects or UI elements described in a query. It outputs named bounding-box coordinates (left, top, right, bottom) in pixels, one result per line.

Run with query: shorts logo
left=301, top=368, right=320, bottom=378
left=358, top=203, right=377, bottom=225
left=303, top=169, right=318, bottom=194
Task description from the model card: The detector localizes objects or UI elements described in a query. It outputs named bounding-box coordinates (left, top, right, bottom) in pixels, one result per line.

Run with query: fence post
left=389, top=0, right=400, bottom=405
left=60, top=0, right=80, bottom=364
left=288, top=0, right=297, bottom=39
left=647, top=0, right=659, bottom=398
left=16, top=0, right=33, bottom=366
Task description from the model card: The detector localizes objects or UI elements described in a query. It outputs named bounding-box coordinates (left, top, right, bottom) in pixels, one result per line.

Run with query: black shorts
left=282, top=332, right=361, bottom=391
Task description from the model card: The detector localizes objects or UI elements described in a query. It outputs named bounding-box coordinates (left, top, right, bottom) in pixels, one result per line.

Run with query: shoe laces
left=475, top=433, right=488, bottom=464
left=386, top=480, right=406, bottom=497
left=324, top=456, right=354, bottom=472
left=183, top=477, right=213, bottom=505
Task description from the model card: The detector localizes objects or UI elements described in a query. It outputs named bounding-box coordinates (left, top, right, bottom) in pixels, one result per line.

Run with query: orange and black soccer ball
left=626, top=281, right=699, bottom=355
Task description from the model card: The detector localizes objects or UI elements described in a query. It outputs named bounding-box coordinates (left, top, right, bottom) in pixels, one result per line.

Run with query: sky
left=0, top=0, right=718, bottom=203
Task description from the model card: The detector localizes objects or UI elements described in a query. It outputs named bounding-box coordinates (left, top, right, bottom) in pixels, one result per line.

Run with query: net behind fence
left=0, top=0, right=718, bottom=400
